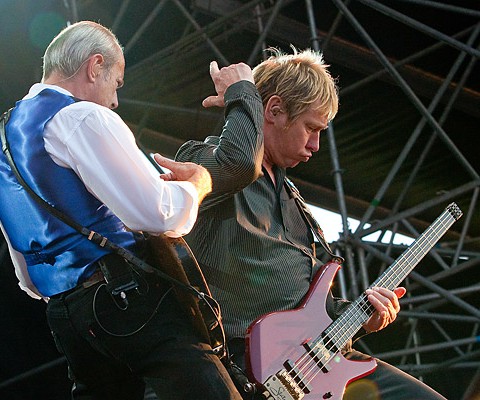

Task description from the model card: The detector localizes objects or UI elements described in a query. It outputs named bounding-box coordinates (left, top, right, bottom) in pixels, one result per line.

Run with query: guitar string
left=273, top=205, right=459, bottom=390
left=300, top=214, right=452, bottom=387
left=282, top=211, right=454, bottom=393
left=322, top=209, right=458, bottom=360
left=296, top=212, right=454, bottom=390
left=298, top=225, right=437, bottom=385
left=291, top=213, right=451, bottom=390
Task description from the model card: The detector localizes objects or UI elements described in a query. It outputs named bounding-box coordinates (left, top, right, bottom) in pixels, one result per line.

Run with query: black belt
left=51, top=253, right=141, bottom=299
left=49, top=257, right=109, bottom=299
left=81, top=268, right=106, bottom=288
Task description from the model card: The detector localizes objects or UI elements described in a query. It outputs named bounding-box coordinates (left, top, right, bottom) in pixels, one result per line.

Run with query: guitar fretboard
left=314, top=203, right=462, bottom=356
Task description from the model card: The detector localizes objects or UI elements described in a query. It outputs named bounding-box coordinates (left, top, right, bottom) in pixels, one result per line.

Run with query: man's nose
left=111, top=93, right=119, bottom=109
left=309, top=133, right=320, bottom=152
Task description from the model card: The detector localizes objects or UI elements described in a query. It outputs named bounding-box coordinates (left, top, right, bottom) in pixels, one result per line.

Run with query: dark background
left=1, top=0, right=479, bottom=399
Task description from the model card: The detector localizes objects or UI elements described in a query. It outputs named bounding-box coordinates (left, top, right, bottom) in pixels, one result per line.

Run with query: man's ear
left=265, top=95, right=285, bottom=123
left=86, top=54, right=104, bottom=82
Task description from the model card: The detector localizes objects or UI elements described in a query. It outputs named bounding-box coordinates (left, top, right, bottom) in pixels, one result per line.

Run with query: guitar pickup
left=303, top=337, right=336, bottom=373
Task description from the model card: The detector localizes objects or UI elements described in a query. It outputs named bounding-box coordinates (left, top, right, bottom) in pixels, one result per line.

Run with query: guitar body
left=145, top=235, right=225, bottom=356
left=246, top=261, right=376, bottom=400
left=245, top=203, right=462, bottom=399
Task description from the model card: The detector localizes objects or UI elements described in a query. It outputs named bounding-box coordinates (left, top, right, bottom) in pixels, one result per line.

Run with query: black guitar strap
left=0, top=109, right=225, bottom=356
left=0, top=109, right=186, bottom=290
left=284, top=177, right=344, bottom=264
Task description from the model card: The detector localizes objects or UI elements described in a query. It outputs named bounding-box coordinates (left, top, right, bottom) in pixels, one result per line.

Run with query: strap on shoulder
left=284, top=177, right=344, bottom=264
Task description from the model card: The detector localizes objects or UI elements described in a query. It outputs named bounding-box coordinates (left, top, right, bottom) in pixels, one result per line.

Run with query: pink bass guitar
left=245, top=203, right=462, bottom=400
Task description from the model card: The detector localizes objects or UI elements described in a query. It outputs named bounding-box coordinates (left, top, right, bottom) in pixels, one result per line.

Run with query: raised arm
left=175, top=61, right=264, bottom=209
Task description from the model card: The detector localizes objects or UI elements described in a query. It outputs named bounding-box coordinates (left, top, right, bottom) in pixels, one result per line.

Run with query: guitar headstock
left=447, top=202, right=463, bottom=221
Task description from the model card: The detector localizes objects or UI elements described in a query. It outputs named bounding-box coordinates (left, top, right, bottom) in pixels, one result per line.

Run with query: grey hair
left=42, top=21, right=123, bottom=82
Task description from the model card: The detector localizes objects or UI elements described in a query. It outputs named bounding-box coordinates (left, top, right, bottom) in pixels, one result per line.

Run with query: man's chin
left=287, top=161, right=301, bottom=169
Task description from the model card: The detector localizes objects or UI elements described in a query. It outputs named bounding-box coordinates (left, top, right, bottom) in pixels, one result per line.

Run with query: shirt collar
left=25, top=83, right=74, bottom=100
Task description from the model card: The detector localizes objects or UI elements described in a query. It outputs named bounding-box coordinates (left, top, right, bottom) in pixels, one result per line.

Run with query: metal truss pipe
left=407, top=257, right=480, bottom=292
left=363, top=241, right=480, bottom=259
left=394, top=0, right=480, bottom=18
left=400, top=284, right=480, bottom=306
left=323, top=0, right=352, bottom=50
left=356, top=0, right=480, bottom=59
left=119, top=97, right=220, bottom=118
left=112, top=0, right=131, bottom=32
left=126, top=0, right=269, bottom=73
left=375, top=336, right=480, bottom=359
left=386, top=22, right=480, bottom=223
left=351, top=237, right=480, bottom=319
left=341, top=25, right=477, bottom=95
left=453, top=187, right=479, bottom=267
left=247, top=0, right=285, bottom=65
left=399, top=311, right=480, bottom=323
left=64, top=0, right=78, bottom=23
left=342, top=15, right=480, bottom=231
left=307, top=0, right=359, bottom=297
left=409, top=270, right=480, bottom=319
left=400, top=362, right=480, bottom=372
left=401, top=361, right=480, bottom=378
left=327, top=123, right=359, bottom=297
left=171, top=0, right=229, bottom=66
left=331, top=0, right=479, bottom=235
left=406, top=294, right=475, bottom=317
left=358, top=179, right=480, bottom=238
left=124, top=0, right=168, bottom=54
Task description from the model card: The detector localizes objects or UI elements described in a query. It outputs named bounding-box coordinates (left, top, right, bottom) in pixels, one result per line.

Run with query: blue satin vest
left=0, top=88, right=140, bottom=296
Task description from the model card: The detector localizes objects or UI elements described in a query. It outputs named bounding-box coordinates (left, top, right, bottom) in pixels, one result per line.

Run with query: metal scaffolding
left=1, top=0, right=478, bottom=398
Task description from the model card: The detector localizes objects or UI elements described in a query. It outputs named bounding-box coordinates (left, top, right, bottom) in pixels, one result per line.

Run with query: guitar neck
left=323, top=203, right=462, bottom=350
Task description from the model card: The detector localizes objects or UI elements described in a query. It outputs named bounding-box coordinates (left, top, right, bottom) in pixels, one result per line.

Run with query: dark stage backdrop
left=0, top=255, right=71, bottom=399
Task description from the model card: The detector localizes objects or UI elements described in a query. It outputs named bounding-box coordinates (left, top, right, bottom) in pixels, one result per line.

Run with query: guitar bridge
left=264, top=369, right=305, bottom=400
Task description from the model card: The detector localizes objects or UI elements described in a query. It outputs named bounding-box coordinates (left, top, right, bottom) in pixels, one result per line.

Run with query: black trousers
left=227, top=338, right=446, bottom=400
left=46, top=266, right=241, bottom=400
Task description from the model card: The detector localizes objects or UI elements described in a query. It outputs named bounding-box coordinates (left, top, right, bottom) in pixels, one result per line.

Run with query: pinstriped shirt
left=176, top=81, right=329, bottom=339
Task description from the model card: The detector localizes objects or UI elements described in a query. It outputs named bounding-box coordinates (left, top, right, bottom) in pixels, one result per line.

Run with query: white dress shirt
left=1, top=83, right=200, bottom=298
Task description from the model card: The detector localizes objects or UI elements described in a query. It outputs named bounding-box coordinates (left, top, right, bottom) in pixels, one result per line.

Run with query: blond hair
left=253, top=47, right=338, bottom=123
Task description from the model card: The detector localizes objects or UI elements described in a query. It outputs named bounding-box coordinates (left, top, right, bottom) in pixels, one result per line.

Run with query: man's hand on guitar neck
left=363, top=286, right=407, bottom=333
